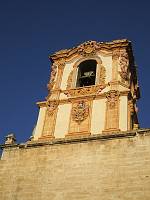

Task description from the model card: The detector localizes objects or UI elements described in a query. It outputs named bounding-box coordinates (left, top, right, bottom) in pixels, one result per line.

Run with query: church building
left=0, top=39, right=150, bottom=200
left=34, top=39, right=140, bottom=140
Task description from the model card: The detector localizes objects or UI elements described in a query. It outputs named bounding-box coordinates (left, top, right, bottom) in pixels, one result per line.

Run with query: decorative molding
left=99, top=65, right=106, bottom=85
left=112, top=49, right=120, bottom=60
left=64, top=84, right=106, bottom=97
left=66, top=70, right=74, bottom=89
left=71, top=101, right=89, bottom=124
left=77, top=41, right=100, bottom=57
left=106, top=90, right=120, bottom=109
left=42, top=100, right=59, bottom=138
left=128, top=100, right=134, bottom=114
left=119, top=49, right=129, bottom=82
left=65, top=57, right=106, bottom=97
left=47, top=58, right=65, bottom=91
left=55, top=58, right=66, bottom=70
left=103, top=90, right=120, bottom=132
left=46, top=100, right=59, bottom=115
left=47, top=63, right=57, bottom=91
left=49, top=39, right=130, bottom=62
left=112, top=49, right=120, bottom=81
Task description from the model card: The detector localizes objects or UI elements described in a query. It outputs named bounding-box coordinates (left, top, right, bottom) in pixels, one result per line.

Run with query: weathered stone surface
left=0, top=129, right=150, bottom=200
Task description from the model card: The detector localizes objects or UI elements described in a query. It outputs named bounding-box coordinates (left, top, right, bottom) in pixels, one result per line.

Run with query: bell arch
left=66, top=56, right=105, bottom=89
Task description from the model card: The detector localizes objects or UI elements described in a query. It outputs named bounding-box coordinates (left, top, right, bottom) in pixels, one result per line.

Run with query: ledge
left=1, top=129, right=150, bottom=150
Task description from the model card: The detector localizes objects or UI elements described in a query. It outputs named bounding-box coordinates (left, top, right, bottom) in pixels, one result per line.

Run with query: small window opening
left=76, top=60, right=97, bottom=87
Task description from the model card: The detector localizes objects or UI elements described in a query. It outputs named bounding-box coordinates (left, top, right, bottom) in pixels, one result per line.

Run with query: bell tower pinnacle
left=33, top=39, right=140, bottom=140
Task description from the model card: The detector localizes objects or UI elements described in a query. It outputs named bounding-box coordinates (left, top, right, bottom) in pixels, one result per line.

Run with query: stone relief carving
left=46, top=100, right=58, bottom=115
left=66, top=70, right=74, bottom=90
left=47, top=63, right=57, bottom=91
left=106, top=90, right=120, bottom=109
left=77, top=41, right=100, bottom=57
left=119, top=50, right=129, bottom=82
left=112, top=49, right=120, bottom=60
left=55, top=58, right=66, bottom=69
left=64, top=84, right=105, bottom=97
left=47, top=58, right=65, bottom=91
left=65, top=61, right=106, bottom=97
left=72, top=101, right=89, bottom=124
left=99, top=65, right=106, bottom=85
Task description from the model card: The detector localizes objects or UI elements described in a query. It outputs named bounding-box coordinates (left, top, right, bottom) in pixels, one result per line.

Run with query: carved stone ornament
left=55, top=58, right=66, bottom=69
left=46, top=100, right=58, bottom=115
left=77, top=41, right=100, bottom=57
left=112, top=49, right=120, bottom=60
left=5, top=133, right=16, bottom=145
left=99, top=65, right=106, bottom=85
left=47, top=58, right=65, bottom=91
left=106, top=90, right=120, bottom=109
left=72, top=101, right=89, bottom=124
left=128, top=100, right=134, bottom=114
left=119, top=50, right=129, bottom=82
left=64, top=85, right=106, bottom=97
left=47, top=63, right=58, bottom=91
left=66, top=70, right=74, bottom=89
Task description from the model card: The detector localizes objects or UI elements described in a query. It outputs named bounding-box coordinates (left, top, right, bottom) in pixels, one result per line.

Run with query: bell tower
left=33, top=39, right=140, bottom=140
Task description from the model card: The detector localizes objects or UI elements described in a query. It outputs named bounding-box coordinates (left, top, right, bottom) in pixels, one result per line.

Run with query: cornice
left=49, top=39, right=131, bottom=62
left=36, top=101, right=46, bottom=108
left=1, top=129, right=150, bottom=149
left=36, top=90, right=130, bottom=107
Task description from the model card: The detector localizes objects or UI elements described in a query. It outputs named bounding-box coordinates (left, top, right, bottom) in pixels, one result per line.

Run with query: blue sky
left=0, top=0, right=150, bottom=143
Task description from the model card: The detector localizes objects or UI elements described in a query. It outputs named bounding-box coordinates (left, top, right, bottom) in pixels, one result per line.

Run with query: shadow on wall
left=0, top=149, right=2, bottom=159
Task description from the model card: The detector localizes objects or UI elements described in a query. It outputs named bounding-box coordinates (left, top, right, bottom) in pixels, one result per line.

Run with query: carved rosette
left=106, top=90, right=120, bottom=109
left=119, top=50, right=129, bottom=82
left=77, top=41, right=100, bottom=57
left=72, top=101, right=89, bottom=124
left=46, top=100, right=59, bottom=115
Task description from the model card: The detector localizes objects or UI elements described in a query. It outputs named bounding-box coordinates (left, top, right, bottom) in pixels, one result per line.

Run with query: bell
left=80, top=71, right=95, bottom=78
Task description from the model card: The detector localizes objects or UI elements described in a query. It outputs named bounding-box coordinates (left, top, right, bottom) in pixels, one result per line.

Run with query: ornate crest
left=72, top=101, right=89, bottom=124
left=77, top=41, right=100, bottom=57
left=106, top=90, right=120, bottom=109
left=119, top=50, right=129, bottom=82
left=46, top=100, right=58, bottom=115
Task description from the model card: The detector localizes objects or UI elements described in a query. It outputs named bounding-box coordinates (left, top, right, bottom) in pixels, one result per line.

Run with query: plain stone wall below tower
left=0, top=130, right=150, bottom=200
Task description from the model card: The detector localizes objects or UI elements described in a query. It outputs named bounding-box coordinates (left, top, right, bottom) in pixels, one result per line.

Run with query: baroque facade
left=33, top=39, right=140, bottom=140
left=1, top=39, right=149, bottom=200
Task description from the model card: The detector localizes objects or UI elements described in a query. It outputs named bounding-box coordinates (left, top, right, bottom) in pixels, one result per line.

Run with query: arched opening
left=76, top=59, right=97, bottom=87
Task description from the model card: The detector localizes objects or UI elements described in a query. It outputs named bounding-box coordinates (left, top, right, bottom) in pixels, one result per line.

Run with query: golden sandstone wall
left=1, top=129, right=150, bottom=200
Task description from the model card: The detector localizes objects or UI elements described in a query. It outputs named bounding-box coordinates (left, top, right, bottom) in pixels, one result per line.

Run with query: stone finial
left=133, top=124, right=139, bottom=130
left=5, top=133, right=16, bottom=145
left=28, top=135, right=34, bottom=142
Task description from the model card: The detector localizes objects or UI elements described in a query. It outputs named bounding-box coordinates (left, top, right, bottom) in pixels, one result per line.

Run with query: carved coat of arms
left=72, top=101, right=89, bottom=124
